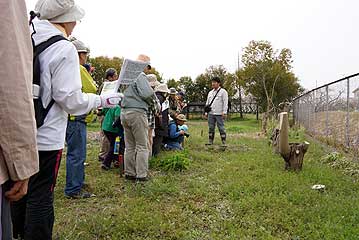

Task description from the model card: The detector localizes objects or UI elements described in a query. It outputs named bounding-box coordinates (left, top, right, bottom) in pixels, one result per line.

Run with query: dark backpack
left=30, top=12, right=67, bottom=128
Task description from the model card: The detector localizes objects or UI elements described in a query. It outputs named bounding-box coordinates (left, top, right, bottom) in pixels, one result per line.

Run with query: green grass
left=54, top=117, right=359, bottom=239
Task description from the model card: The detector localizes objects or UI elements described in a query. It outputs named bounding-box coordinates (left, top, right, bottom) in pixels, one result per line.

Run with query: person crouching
left=164, top=114, right=189, bottom=151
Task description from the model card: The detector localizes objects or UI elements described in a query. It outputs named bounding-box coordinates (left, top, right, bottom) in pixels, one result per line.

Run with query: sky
left=25, top=0, right=359, bottom=90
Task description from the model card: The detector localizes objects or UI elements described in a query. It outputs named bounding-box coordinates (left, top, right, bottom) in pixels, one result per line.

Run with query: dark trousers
left=11, top=150, right=62, bottom=240
left=103, top=131, right=124, bottom=168
left=1, top=181, right=12, bottom=240
left=152, top=135, right=164, bottom=157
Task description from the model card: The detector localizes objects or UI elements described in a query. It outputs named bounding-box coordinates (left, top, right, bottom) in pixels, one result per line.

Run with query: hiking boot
left=65, top=190, right=94, bottom=199
left=206, top=133, right=214, bottom=145
left=101, top=164, right=110, bottom=171
left=124, top=175, right=136, bottom=181
left=113, top=161, right=120, bottom=168
left=136, top=177, right=150, bottom=182
left=221, top=134, right=227, bottom=146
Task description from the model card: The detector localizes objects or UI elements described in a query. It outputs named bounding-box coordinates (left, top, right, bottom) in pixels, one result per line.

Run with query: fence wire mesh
left=293, top=74, right=359, bottom=156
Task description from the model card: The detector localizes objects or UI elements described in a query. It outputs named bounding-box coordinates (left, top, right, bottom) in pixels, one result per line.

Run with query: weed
left=151, top=151, right=190, bottom=171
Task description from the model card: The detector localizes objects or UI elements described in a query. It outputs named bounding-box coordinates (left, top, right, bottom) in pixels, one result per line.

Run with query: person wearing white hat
left=153, top=84, right=170, bottom=156
left=146, top=74, right=161, bottom=160
left=10, top=0, right=122, bottom=239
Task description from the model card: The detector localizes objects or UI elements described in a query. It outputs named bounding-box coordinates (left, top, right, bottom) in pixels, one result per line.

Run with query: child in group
left=101, top=105, right=125, bottom=171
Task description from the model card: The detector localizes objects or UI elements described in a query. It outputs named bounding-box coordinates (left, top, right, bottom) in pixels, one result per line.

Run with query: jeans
left=121, top=110, right=149, bottom=178
left=65, top=120, right=87, bottom=195
left=208, top=114, right=226, bottom=137
left=11, top=150, right=62, bottom=240
left=165, top=136, right=184, bottom=151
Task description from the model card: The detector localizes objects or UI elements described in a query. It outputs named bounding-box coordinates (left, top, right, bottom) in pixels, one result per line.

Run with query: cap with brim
left=169, top=87, right=177, bottom=95
left=176, top=114, right=187, bottom=122
left=155, top=83, right=170, bottom=93
left=35, top=0, right=85, bottom=23
left=69, top=37, right=89, bottom=53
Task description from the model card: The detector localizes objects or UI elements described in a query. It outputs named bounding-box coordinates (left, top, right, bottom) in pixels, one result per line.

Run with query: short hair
left=211, top=76, right=221, bottom=84
left=105, top=68, right=117, bottom=80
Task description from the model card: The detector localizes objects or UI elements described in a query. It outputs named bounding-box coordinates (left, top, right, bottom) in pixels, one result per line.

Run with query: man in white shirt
left=204, top=77, right=229, bottom=146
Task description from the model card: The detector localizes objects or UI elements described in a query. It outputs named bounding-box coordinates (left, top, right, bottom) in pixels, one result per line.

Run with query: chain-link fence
left=293, top=73, right=359, bottom=155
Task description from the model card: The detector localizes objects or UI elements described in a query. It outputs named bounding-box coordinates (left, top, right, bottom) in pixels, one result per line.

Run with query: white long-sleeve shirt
left=205, top=87, right=229, bottom=115
left=32, top=19, right=101, bottom=150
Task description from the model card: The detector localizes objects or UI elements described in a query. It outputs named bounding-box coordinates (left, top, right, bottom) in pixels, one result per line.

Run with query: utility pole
left=237, top=52, right=243, bottom=119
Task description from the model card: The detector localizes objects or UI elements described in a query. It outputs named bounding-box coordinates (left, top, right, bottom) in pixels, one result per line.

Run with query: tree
left=167, top=78, right=179, bottom=89
left=89, top=56, right=163, bottom=89
left=88, top=56, right=123, bottom=87
left=241, top=40, right=301, bottom=133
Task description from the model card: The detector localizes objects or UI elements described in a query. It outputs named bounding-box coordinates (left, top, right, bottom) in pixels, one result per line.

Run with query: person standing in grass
left=153, top=84, right=170, bottom=156
left=204, top=77, right=228, bottom=146
left=10, top=0, right=122, bottom=238
left=101, top=105, right=124, bottom=170
left=64, top=37, right=97, bottom=199
left=121, top=54, right=156, bottom=182
left=0, top=1, right=39, bottom=238
left=98, top=68, right=118, bottom=162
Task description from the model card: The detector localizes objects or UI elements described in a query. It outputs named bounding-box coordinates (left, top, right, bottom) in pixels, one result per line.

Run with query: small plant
left=321, top=152, right=342, bottom=164
left=152, top=151, right=190, bottom=171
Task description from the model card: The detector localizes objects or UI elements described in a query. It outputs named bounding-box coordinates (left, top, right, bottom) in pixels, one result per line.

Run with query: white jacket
left=32, top=19, right=100, bottom=151
left=206, top=87, right=229, bottom=115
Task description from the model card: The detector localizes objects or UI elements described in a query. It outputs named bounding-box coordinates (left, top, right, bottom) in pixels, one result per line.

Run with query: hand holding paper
left=100, top=93, right=124, bottom=108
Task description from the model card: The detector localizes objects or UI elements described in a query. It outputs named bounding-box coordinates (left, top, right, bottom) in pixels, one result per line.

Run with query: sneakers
left=136, top=177, right=150, bottom=182
left=124, top=175, right=136, bottom=181
left=101, top=164, right=110, bottom=171
left=65, top=190, right=94, bottom=199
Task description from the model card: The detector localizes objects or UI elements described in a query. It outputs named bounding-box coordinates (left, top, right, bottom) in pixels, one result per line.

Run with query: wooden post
left=278, top=112, right=310, bottom=171
left=278, top=113, right=290, bottom=158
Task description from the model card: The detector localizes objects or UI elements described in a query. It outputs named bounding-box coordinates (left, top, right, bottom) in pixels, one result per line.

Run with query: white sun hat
left=155, top=83, right=170, bottom=93
left=35, top=0, right=85, bottom=23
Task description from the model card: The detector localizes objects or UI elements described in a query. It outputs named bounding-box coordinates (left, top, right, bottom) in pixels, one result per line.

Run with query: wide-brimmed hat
left=35, top=0, right=85, bottom=23
left=147, top=74, right=160, bottom=87
left=176, top=114, right=187, bottom=122
left=155, top=83, right=170, bottom=93
left=169, top=87, right=177, bottom=95
left=136, top=54, right=151, bottom=64
left=69, top=37, right=90, bottom=53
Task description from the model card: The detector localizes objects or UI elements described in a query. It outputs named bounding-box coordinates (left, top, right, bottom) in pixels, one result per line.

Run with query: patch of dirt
left=88, top=131, right=101, bottom=142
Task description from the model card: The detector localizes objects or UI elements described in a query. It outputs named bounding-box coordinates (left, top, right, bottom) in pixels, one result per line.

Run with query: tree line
left=88, top=40, right=303, bottom=132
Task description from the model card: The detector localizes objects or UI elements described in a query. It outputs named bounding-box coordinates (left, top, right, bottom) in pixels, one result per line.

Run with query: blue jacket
left=168, top=121, right=182, bottom=142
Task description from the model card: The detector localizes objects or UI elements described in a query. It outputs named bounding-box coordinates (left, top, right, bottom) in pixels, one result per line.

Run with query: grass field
left=53, top=117, right=359, bottom=239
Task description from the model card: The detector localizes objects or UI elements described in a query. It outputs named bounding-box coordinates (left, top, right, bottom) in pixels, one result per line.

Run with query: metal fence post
left=326, top=85, right=329, bottom=138
left=346, top=78, right=350, bottom=148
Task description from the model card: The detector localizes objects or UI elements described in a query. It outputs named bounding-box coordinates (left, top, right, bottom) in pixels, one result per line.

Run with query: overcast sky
left=25, top=0, right=359, bottom=90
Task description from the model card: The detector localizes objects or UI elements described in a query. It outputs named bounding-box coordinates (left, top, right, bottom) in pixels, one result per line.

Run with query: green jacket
left=102, top=106, right=121, bottom=133
left=69, top=65, right=98, bottom=123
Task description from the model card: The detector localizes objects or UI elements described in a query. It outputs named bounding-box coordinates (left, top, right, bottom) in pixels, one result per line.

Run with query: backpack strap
left=32, top=35, right=67, bottom=128
left=33, top=35, right=67, bottom=86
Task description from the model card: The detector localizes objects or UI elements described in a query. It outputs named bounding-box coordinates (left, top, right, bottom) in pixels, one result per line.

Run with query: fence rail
left=293, top=73, right=359, bottom=154
left=185, top=101, right=259, bottom=119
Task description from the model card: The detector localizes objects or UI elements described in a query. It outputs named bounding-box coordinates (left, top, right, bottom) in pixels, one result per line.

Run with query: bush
left=151, top=151, right=190, bottom=171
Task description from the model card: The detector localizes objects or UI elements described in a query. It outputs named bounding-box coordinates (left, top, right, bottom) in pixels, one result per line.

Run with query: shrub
left=152, top=151, right=190, bottom=171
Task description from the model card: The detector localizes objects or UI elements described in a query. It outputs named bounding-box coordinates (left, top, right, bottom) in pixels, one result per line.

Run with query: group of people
left=0, top=0, right=229, bottom=239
